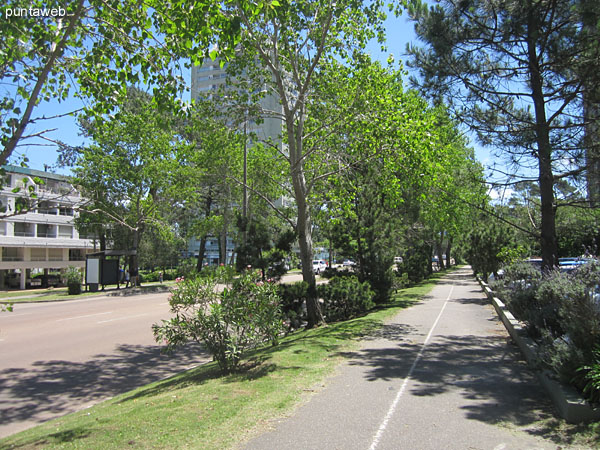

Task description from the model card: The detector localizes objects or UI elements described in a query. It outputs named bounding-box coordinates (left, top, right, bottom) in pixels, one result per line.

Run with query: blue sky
left=13, top=10, right=493, bottom=178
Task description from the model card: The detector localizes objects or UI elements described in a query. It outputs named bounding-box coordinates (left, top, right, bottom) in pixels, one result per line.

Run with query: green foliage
left=1, top=0, right=218, bottom=165
left=578, top=348, right=600, bottom=404
left=154, top=269, right=284, bottom=373
left=496, top=261, right=544, bottom=334
left=393, top=271, right=411, bottom=290
left=235, top=216, right=294, bottom=281
left=408, top=0, right=597, bottom=269
left=318, top=276, right=375, bottom=322
left=65, top=267, right=82, bottom=295
left=556, top=206, right=600, bottom=257
left=499, top=260, right=600, bottom=400
left=397, top=239, right=432, bottom=284
left=463, top=219, right=515, bottom=281
left=497, top=245, right=528, bottom=265
left=277, top=281, right=309, bottom=331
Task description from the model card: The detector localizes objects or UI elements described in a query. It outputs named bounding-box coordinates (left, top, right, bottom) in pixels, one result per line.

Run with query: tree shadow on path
left=340, top=324, right=557, bottom=441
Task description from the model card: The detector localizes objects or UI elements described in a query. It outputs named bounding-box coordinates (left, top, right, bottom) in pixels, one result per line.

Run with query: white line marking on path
left=56, top=311, right=113, bottom=322
left=368, top=284, right=455, bottom=450
left=97, top=313, right=151, bottom=324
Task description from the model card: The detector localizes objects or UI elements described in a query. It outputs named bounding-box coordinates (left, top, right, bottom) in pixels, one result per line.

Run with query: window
left=58, top=225, right=72, bottom=238
left=31, top=248, right=46, bottom=261
left=37, top=224, right=56, bottom=238
left=48, top=248, right=63, bottom=261
left=2, top=247, right=23, bottom=261
left=69, top=249, right=84, bottom=261
left=59, top=207, right=74, bottom=216
left=37, top=201, right=57, bottom=215
left=14, top=222, right=34, bottom=237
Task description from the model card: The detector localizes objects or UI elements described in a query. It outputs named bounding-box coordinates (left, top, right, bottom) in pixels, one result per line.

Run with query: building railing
left=37, top=232, right=57, bottom=238
left=14, top=231, right=35, bottom=237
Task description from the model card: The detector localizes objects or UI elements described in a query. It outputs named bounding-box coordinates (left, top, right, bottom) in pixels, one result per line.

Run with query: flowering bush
left=153, top=269, right=283, bottom=373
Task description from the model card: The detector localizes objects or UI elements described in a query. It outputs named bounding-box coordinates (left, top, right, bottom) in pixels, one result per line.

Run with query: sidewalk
left=245, top=267, right=561, bottom=450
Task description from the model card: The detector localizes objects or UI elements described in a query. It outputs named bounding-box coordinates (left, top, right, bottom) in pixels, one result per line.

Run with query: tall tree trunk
left=435, top=234, right=445, bottom=270
left=196, top=236, right=207, bottom=271
left=288, top=124, right=322, bottom=326
left=581, top=0, right=600, bottom=206
left=219, top=196, right=230, bottom=265
left=293, top=174, right=322, bottom=328
left=445, top=238, right=452, bottom=267
left=527, top=7, right=558, bottom=271
left=196, top=189, right=213, bottom=271
left=131, top=228, right=139, bottom=286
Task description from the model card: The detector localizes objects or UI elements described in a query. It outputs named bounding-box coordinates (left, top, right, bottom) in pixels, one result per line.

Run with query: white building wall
left=0, top=165, right=95, bottom=289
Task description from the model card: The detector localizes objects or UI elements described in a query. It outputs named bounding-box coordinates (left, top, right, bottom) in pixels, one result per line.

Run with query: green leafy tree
left=174, top=101, right=244, bottom=270
left=462, top=217, right=516, bottom=282
left=0, top=0, right=201, bottom=165
left=70, top=89, right=179, bottom=283
left=201, top=0, right=391, bottom=327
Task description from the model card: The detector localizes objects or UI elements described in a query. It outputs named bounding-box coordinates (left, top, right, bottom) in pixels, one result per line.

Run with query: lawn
left=0, top=273, right=445, bottom=449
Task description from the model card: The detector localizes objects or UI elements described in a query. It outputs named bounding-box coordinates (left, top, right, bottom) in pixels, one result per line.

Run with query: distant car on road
left=342, top=259, right=356, bottom=267
left=312, top=260, right=327, bottom=274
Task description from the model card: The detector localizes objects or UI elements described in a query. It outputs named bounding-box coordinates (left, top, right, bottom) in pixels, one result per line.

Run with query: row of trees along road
left=407, top=0, right=600, bottom=271
left=7, top=0, right=488, bottom=327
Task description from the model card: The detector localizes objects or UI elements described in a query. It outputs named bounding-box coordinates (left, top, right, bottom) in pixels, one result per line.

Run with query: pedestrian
left=125, top=269, right=130, bottom=288
left=159, top=271, right=163, bottom=284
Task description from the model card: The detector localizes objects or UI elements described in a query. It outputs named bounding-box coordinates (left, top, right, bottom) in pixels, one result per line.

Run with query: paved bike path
left=245, top=267, right=559, bottom=450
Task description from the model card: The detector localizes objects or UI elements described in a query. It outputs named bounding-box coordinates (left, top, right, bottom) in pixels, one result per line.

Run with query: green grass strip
left=1, top=282, right=174, bottom=304
left=1, top=271, right=451, bottom=449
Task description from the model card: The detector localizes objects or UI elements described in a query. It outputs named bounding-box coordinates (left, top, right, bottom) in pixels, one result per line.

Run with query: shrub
left=277, top=281, right=308, bottom=331
left=366, top=264, right=394, bottom=304
left=499, top=260, right=600, bottom=400
left=153, top=269, right=284, bottom=373
left=399, top=246, right=430, bottom=283
left=321, top=267, right=354, bottom=279
left=578, top=348, right=600, bottom=404
left=496, top=261, right=543, bottom=333
left=65, top=267, right=82, bottom=295
left=318, top=275, right=375, bottom=322
left=393, top=271, right=410, bottom=290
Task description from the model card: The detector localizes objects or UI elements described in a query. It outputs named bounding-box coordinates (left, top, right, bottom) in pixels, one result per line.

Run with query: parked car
left=312, top=260, right=327, bottom=274
left=558, top=257, right=593, bottom=273
left=342, top=259, right=356, bottom=267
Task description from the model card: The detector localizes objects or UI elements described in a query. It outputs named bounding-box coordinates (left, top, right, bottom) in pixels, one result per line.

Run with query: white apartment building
left=0, top=165, right=95, bottom=289
left=191, top=57, right=283, bottom=144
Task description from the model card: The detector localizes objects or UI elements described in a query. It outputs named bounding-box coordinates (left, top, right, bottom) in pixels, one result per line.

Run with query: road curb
left=477, top=276, right=600, bottom=424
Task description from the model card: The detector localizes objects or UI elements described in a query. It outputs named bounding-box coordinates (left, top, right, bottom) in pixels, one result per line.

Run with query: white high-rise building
left=190, top=58, right=283, bottom=145
left=0, top=165, right=95, bottom=289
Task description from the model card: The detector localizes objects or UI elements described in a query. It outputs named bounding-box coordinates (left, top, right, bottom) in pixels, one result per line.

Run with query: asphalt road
left=245, top=267, right=560, bottom=450
left=0, top=289, right=209, bottom=438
